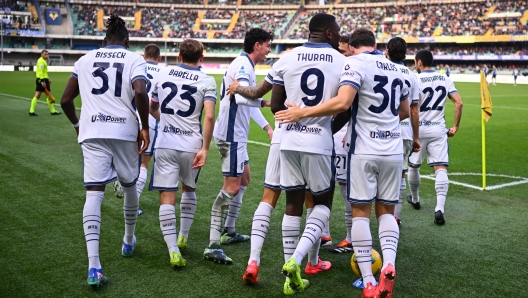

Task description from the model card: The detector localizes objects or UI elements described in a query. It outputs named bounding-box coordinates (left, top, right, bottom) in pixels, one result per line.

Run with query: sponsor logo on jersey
left=370, top=130, right=401, bottom=139
left=285, top=123, right=322, bottom=135
left=91, top=113, right=126, bottom=123
left=419, top=120, right=442, bottom=126
left=420, top=75, right=446, bottom=83
left=239, top=66, right=245, bottom=74
left=344, top=64, right=350, bottom=70
left=163, top=124, right=193, bottom=136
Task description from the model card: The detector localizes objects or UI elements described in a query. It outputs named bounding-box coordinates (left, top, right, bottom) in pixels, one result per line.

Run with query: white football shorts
left=408, top=134, right=449, bottom=167
left=402, top=139, right=413, bottom=172
left=215, top=138, right=248, bottom=177
left=264, top=143, right=280, bottom=189
left=280, top=150, right=334, bottom=195
left=81, top=139, right=139, bottom=187
left=335, top=154, right=347, bottom=183
left=143, top=123, right=158, bottom=156
left=149, top=148, right=199, bottom=191
left=347, top=154, right=402, bottom=205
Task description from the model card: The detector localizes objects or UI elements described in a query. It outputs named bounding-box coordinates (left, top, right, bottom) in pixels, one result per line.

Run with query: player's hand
left=137, top=128, right=150, bottom=154
left=266, top=127, right=273, bottom=140
left=274, top=102, right=303, bottom=124
left=226, top=77, right=239, bottom=95
left=261, top=100, right=271, bottom=107
left=341, top=135, right=346, bottom=148
left=412, top=139, right=421, bottom=152
left=192, top=149, right=208, bottom=169
left=41, top=81, right=46, bottom=87
left=447, top=126, right=458, bottom=137
left=74, top=127, right=79, bottom=136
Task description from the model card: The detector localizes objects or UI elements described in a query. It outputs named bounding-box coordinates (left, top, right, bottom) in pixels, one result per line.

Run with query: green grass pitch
left=0, top=71, right=527, bottom=297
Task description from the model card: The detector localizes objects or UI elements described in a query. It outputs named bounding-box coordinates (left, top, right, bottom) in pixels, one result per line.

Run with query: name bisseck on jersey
left=95, top=52, right=127, bottom=59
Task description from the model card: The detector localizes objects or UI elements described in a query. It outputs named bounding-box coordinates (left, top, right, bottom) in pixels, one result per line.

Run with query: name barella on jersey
left=146, top=61, right=162, bottom=130
left=72, top=45, right=147, bottom=143
left=213, top=53, right=258, bottom=143
left=340, top=51, right=409, bottom=155
left=416, top=70, right=458, bottom=138
left=394, top=62, right=420, bottom=141
left=273, top=42, right=345, bottom=156
left=152, top=64, right=217, bottom=153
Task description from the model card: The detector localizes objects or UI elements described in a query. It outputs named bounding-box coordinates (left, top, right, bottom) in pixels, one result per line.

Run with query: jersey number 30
left=160, top=82, right=197, bottom=117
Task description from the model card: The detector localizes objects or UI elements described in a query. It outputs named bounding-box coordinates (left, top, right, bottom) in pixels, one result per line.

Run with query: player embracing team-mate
left=149, top=39, right=217, bottom=268
left=204, top=28, right=274, bottom=265
left=271, top=13, right=345, bottom=295
left=61, top=14, right=149, bottom=287
left=276, top=27, right=419, bottom=298
left=407, top=49, right=463, bottom=226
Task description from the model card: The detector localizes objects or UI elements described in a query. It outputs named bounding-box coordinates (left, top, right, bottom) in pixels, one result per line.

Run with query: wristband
left=73, top=122, right=80, bottom=128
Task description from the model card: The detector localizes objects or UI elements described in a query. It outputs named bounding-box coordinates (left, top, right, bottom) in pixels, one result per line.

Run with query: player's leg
left=280, top=150, right=309, bottom=293
left=150, top=148, right=186, bottom=268
left=395, top=139, right=412, bottom=224
left=136, top=125, right=157, bottom=199
left=42, top=80, right=59, bottom=114
left=222, top=160, right=250, bottom=243
left=243, top=144, right=281, bottom=285
left=329, top=181, right=353, bottom=253
left=30, top=79, right=42, bottom=115
left=204, top=139, right=242, bottom=264
left=176, top=151, right=200, bottom=252
left=374, top=154, right=402, bottom=298
left=348, top=154, right=379, bottom=296
left=427, top=134, right=449, bottom=225
left=112, top=139, right=142, bottom=257
left=81, top=140, right=116, bottom=287
left=407, top=138, right=428, bottom=209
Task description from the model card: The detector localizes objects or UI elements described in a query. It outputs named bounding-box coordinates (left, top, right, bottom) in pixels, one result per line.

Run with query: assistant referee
left=29, top=50, right=61, bottom=116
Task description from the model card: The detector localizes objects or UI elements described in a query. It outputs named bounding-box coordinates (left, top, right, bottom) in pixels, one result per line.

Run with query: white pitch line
left=421, top=174, right=483, bottom=190
left=462, top=103, right=528, bottom=111
left=445, top=172, right=528, bottom=180
left=0, top=92, right=80, bottom=110
left=247, top=140, right=271, bottom=147
left=422, top=172, right=528, bottom=190
left=487, top=179, right=528, bottom=190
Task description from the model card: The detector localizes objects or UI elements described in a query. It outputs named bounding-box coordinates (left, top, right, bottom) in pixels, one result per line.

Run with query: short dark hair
left=41, top=50, right=48, bottom=54
left=339, top=34, right=349, bottom=43
left=179, top=39, right=204, bottom=64
left=415, top=49, right=433, bottom=67
left=105, top=14, right=129, bottom=42
left=349, top=27, right=375, bottom=48
left=309, top=13, right=337, bottom=34
left=387, top=37, right=407, bottom=62
left=144, top=44, right=160, bottom=60
left=243, top=28, right=274, bottom=54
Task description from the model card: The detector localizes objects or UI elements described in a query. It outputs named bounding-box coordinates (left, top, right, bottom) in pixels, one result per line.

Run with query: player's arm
left=150, top=83, right=160, bottom=121
left=133, top=78, right=150, bottom=154
left=193, top=99, right=216, bottom=169
left=250, top=108, right=273, bottom=140
left=270, top=84, right=287, bottom=114
left=275, top=85, right=356, bottom=123
left=332, top=108, right=351, bottom=134
left=228, top=77, right=273, bottom=99
left=399, top=98, right=410, bottom=121
left=410, top=102, right=420, bottom=152
left=233, top=81, right=270, bottom=107
left=448, top=92, right=463, bottom=137
left=61, top=76, right=81, bottom=134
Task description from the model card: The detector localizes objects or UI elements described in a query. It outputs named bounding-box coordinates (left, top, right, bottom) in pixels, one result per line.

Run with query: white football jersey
left=72, top=45, right=147, bottom=143
left=213, top=53, right=257, bottom=142
left=146, top=61, right=162, bottom=130
left=273, top=42, right=345, bottom=156
left=393, top=62, right=420, bottom=141
left=416, top=70, right=458, bottom=138
left=340, top=51, right=409, bottom=155
left=151, top=64, right=217, bottom=153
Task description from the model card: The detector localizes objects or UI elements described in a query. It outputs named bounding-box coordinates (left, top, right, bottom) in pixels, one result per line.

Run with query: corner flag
left=480, top=70, right=493, bottom=190
left=480, top=71, right=492, bottom=122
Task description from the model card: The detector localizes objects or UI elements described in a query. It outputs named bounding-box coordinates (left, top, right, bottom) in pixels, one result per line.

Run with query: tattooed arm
left=227, top=77, right=273, bottom=100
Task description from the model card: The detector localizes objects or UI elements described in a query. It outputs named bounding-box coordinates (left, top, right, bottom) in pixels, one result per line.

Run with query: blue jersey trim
left=422, top=70, right=436, bottom=73
left=349, top=95, right=359, bottom=154
left=273, top=80, right=285, bottom=85
left=237, top=78, right=250, bottom=83
left=178, top=63, right=201, bottom=71
left=226, top=100, right=238, bottom=142
left=241, top=52, right=255, bottom=68
left=363, top=49, right=384, bottom=55
left=448, top=90, right=459, bottom=96
left=71, top=72, right=78, bottom=79
left=204, top=96, right=217, bottom=102
left=104, top=45, right=126, bottom=49
left=303, top=42, right=333, bottom=48
left=146, top=61, right=158, bottom=65
left=389, top=59, right=405, bottom=65
left=340, top=80, right=361, bottom=90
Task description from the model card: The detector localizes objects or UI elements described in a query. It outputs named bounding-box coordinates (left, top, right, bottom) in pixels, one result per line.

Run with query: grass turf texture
left=0, top=71, right=527, bottom=297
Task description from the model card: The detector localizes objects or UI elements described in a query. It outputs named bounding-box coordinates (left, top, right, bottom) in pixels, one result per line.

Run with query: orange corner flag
left=480, top=71, right=493, bottom=122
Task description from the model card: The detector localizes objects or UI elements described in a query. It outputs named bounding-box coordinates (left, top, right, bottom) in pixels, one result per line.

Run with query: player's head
left=40, top=50, right=48, bottom=59
left=386, top=37, right=407, bottom=63
left=144, top=44, right=161, bottom=63
left=308, top=13, right=340, bottom=50
left=104, top=14, right=129, bottom=48
left=348, top=27, right=376, bottom=55
left=414, top=49, right=433, bottom=73
left=339, top=34, right=351, bottom=57
left=243, top=28, right=274, bottom=63
left=179, top=39, right=205, bottom=65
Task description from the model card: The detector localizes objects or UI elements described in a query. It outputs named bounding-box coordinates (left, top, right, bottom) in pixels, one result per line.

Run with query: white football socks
left=435, top=168, right=449, bottom=213
left=122, top=184, right=139, bottom=245
left=136, top=167, right=147, bottom=199
left=249, top=202, right=274, bottom=265
left=408, top=167, right=421, bottom=203
left=352, top=217, right=376, bottom=286
left=84, top=191, right=104, bottom=269
left=340, top=184, right=353, bottom=242
left=159, top=204, right=179, bottom=254
left=179, top=192, right=197, bottom=238
left=225, top=185, right=246, bottom=234
left=292, top=205, right=330, bottom=265
left=378, top=213, right=399, bottom=271
left=394, top=177, right=406, bottom=218
left=209, top=190, right=233, bottom=246
left=282, top=214, right=301, bottom=263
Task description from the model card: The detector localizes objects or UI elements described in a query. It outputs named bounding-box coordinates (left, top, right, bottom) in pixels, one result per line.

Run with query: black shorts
left=36, top=78, right=50, bottom=92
